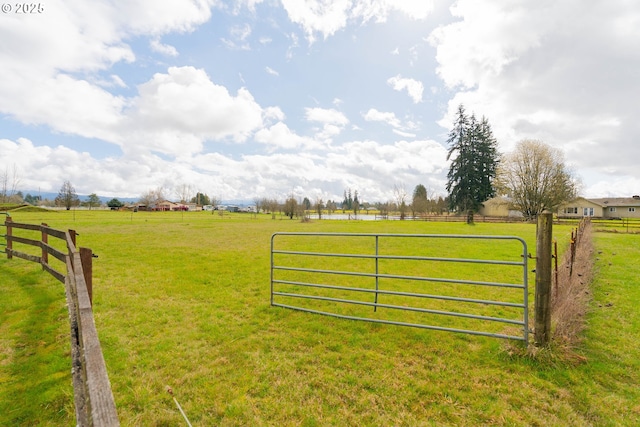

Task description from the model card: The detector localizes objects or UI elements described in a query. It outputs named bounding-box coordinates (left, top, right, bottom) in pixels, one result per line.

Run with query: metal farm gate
left=270, top=233, right=530, bottom=342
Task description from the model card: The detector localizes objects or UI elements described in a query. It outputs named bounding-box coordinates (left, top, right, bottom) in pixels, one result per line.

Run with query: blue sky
left=1, top=0, right=639, bottom=203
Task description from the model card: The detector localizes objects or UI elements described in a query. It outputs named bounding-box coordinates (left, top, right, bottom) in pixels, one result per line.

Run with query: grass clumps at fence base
left=504, top=219, right=595, bottom=364
left=550, top=221, right=594, bottom=358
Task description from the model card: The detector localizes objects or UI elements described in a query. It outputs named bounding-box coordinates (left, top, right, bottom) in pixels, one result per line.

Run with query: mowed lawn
left=1, top=210, right=639, bottom=426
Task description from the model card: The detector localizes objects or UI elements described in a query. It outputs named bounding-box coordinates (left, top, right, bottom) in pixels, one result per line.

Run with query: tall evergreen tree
left=412, top=184, right=428, bottom=216
left=446, top=105, right=499, bottom=218
left=353, top=190, right=359, bottom=214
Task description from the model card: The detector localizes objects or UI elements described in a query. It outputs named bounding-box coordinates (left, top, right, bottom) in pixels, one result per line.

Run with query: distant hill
left=19, top=190, right=138, bottom=204
left=18, top=190, right=251, bottom=206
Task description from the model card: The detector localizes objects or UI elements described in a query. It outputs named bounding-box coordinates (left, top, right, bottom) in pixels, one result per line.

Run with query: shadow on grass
left=0, top=259, right=74, bottom=426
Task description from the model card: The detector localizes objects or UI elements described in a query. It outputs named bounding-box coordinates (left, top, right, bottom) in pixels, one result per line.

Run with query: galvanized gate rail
left=271, top=233, right=529, bottom=342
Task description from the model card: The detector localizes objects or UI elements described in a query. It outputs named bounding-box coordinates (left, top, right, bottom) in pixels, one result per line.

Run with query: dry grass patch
left=551, top=221, right=594, bottom=360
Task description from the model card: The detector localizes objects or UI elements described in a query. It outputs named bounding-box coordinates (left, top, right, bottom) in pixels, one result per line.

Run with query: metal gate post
left=270, top=234, right=275, bottom=306
left=374, top=235, right=379, bottom=312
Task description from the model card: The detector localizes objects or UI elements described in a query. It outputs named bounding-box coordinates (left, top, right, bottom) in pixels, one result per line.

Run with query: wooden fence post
left=5, top=216, right=12, bottom=259
left=41, top=223, right=49, bottom=267
left=534, top=211, right=553, bottom=346
left=80, top=247, right=93, bottom=306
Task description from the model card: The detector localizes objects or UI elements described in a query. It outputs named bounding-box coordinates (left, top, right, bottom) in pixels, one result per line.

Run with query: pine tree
left=446, top=105, right=499, bottom=219
left=353, top=190, right=359, bottom=214
left=476, top=116, right=498, bottom=203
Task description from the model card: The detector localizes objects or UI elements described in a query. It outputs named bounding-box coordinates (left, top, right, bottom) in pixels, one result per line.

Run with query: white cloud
left=91, top=74, right=128, bottom=89
left=305, top=107, right=349, bottom=142
left=280, top=0, right=351, bottom=43
left=232, top=22, right=252, bottom=41
left=222, top=23, right=252, bottom=50
left=1, top=74, right=126, bottom=143
left=430, top=0, right=640, bottom=196
left=0, top=0, right=222, bottom=151
left=363, top=108, right=401, bottom=128
left=265, top=66, right=279, bottom=76
left=352, top=0, right=434, bottom=24
left=264, top=106, right=286, bottom=122
left=150, top=38, right=179, bottom=57
left=584, top=176, right=640, bottom=199
left=305, top=107, right=349, bottom=125
left=387, top=75, right=424, bottom=103
left=121, top=0, right=214, bottom=34
left=388, top=0, right=434, bottom=20
left=0, top=138, right=131, bottom=195
left=254, top=122, right=317, bottom=151
left=110, top=75, right=128, bottom=88
left=326, top=139, right=448, bottom=199
left=0, top=136, right=447, bottom=202
left=281, top=0, right=433, bottom=42
left=123, top=66, right=264, bottom=155
left=363, top=108, right=419, bottom=136
left=428, top=0, right=546, bottom=90
left=393, top=129, right=416, bottom=138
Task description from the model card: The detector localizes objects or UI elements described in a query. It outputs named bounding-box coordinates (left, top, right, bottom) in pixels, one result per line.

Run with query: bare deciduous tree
left=175, top=183, right=193, bottom=203
left=1, top=164, right=21, bottom=203
left=315, top=197, right=324, bottom=219
left=209, top=195, right=221, bottom=215
left=283, top=195, right=297, bottom=219
left=393, top=183, right=408, bottom=220
left=496, top=139, right=578, bottom=220
left=55, top=180, right=79, bottom=210
left=253, top=197, right=262, bottom=215
left=139, top=187, right=166, bottom=210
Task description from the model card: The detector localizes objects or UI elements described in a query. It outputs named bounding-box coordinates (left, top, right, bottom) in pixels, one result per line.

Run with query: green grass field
left=1, top=210, right=639, bottom=426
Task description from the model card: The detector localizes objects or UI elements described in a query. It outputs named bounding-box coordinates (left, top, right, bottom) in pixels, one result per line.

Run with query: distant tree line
left=7, top=106, right=578, bottom=220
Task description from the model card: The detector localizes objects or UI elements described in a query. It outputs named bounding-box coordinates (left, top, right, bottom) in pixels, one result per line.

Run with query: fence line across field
left=271, top=232, right=530, bottom=342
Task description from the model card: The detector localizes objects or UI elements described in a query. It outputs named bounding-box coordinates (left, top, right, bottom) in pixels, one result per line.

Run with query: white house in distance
left=558, top=196, right=640, bottom=219
left=478, top=197, right=523, bottom=218
left=479, top=195, right=640, bottom=219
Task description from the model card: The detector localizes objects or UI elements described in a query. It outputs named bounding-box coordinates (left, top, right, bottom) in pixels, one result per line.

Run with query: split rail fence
left=3, top=217, right=119, bottom=426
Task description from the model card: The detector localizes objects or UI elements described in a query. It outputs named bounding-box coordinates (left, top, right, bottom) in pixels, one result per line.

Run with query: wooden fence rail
left=3, top=217, right=119, bottom=426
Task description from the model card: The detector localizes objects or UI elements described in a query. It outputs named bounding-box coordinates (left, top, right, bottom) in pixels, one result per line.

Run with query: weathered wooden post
left=5, top=215, right=12, bottom=259
left=534, top=211, right=553, bottom=346
left=80, top=247, right=93, bottom=305
left=41, top=223, right=49, bottom=267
